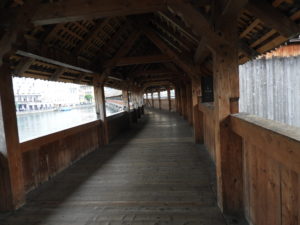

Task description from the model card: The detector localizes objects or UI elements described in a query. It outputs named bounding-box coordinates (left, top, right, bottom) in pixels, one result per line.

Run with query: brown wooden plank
left=104, top=55, right=172, bottom=67
left=246, top=0, right=300, bottom=38
left=230, top=113, right=300, bottom=173
left=281, top=167, right=299, bottom=225
left=0, top=64, right=25, bottom=210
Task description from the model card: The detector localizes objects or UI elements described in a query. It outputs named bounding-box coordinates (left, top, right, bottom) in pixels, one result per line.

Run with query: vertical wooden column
left=175, top=87, right=179, bottom=112
left=94, top=84, right=109, bottom=145
left=158, top=90, right=161, bottom=110
left=186, top=82, right=193, bottom=125
left=176, top=87, right=182, bottom=115
left=145, top=92, right=148, bottom=106
left=151, top=91, right=154, bottom=108
left=180, top=84, right=187, bottom=119
left=0, top=63, right=25, bottom=210
left=122, top=90, right=130, bottom=112
left=192, top=80, right=204, bottom=143
left=167, top=88, right=171, bottom=111
left=213, top=15, right=243, bottom=214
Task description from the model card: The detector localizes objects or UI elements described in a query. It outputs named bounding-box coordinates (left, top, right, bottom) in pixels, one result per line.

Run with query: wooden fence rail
left=230, top=113, right=300, bottom=225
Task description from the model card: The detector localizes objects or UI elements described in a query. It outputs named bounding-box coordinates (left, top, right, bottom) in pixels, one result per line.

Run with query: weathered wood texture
left=20, top=121, right=101, bottom=192
left=0, top=108, right=227, bottom=225
left=231, top=113, right=300, bottom=225
left=239, top=55, right=300, bottom=128
left=0, top=64, right=25, bottom=210
left=107, top=112, right=130, bottom=142
left=19, top=112, right=134, bottom=194
left=151, top=99, right=175, bottom=111
left=199, top=103, right=216, bottom=161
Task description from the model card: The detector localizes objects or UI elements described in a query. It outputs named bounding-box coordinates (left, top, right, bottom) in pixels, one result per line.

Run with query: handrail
left=20, top=120, right=101, bottom=153
left=230, top=113, right=300, bottom=173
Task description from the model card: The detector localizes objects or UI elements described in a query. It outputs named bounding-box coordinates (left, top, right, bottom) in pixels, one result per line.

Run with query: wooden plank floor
left=0, top=108, right=227, bottom=225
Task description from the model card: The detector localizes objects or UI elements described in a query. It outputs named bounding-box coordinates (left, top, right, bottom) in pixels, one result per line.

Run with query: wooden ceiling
left=1, top=0, right=300, bottom=92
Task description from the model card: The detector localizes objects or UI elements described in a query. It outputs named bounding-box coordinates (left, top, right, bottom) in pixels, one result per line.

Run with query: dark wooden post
left=186, top=82, right=193, bottom=125
left=0, top=63, right=25, bottom=210
left=145, top=92, right=148, bottom=107
left=94, top=84, right=109, bottom=145
left=213, top=14, right=243, bottom=215
left=180, top=84, right=187, bottom=119
left=167, top=88, right=171, bottom=111
left=122, top=90, right=130, bottom=112
left=158, top=90, right=161, bottom=110
left=176, top=87, right=182, bottom=115
left=151, top=91, right=154, bottom=108
left=192, top=80, right=204, bottom=143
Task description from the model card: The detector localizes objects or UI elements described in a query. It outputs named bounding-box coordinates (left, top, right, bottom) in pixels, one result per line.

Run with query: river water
left=17, top=106, right=100, bottom=142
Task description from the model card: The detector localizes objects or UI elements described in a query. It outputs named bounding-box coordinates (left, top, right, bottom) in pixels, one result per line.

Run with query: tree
left=84, top=94, right=93, bottom=103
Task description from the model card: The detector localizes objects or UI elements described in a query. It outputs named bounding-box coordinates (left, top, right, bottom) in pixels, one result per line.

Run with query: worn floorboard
left=0, top=108, right=227, bottom=225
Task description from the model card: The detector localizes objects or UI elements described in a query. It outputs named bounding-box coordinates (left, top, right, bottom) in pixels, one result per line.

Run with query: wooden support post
left=213, top=14, right=243, bottom=215
left=192, top=80, right=204, bottom=144
left=0, top=63, right=25, bottom=211
left=94, top=84, right=109, bottom=145
left=167, top=88, right=171, bottom=111
left=151, top=91, right=154, bottom=108
left=180, top=85, right=187, bottom=119
left=158, top=90, right=161, bottom=110
left=176, top=87, right=182, bottom=115
left=122, top=90, right=130, bottom=112
left=186, top=82, right=193, bottom=125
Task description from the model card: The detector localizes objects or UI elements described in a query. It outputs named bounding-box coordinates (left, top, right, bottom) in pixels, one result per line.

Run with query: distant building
left=13, top=77, right=95, bottom=112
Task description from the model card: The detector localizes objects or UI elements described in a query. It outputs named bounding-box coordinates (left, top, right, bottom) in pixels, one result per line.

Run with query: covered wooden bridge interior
left=0, top=0, right=300, bottom=224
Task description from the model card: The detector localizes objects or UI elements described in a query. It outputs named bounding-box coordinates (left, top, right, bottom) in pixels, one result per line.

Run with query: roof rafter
left=31, top=0, right=171, bottom=26
left=104, top=54, right=172, bottom=67
left=143, top=28, right=201, bottom=81
left=246, top=0, right=300, bottom=39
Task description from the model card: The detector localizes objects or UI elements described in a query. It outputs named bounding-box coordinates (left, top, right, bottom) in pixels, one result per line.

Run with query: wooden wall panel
left=107, top=112, right=130, bottom=141
left=151, top=99, right=175, bottom=111
left=203, top=112, right=216, bottom=161
left=21, top=123, right=101, bottom=192
left=232, top=114, right=300, bottom=225
left=20, top=112, right=133, bottom=193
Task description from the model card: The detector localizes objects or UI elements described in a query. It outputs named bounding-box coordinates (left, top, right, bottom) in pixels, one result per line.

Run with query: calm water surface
left=17, top=106, right=100, bottom=142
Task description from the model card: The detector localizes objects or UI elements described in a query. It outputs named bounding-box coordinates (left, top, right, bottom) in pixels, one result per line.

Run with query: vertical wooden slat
left=281, top=167, right=299, bottom=225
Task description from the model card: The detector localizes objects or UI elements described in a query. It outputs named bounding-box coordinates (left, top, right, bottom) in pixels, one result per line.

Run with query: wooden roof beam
left=133, top=69, right=179, bottom=77
left=103, top=30, right=142, bottom=68
left=194, top=38, right=211, bottom=64
left=150, top=18, right=194, bottom=51
left=246, top=0, right=300, bottom=38
left=32, top=0, right=170, bottom=26
left=104, top=54, right=172, bottom=67
left=143, top=28, right=201, bottom=81
left=74, top=18, right=111, bottom=55
left=158, top=11, right=199, bottom=44
left=13, top=57, right=35, bottom=76
left=168, top=2, right=228, bottom=52
left=50, top=67, right=66, bottom=81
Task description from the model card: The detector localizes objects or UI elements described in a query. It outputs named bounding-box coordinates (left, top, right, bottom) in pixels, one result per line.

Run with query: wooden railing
left=19, top=108, right=141, bottom=193
left=20, top=120, right=102, bottom=192
left=230, top=113, right=300, bottom=225
left=147, top=98, right=175, bottom=111
left=107, top=112, right=130, bottom=142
